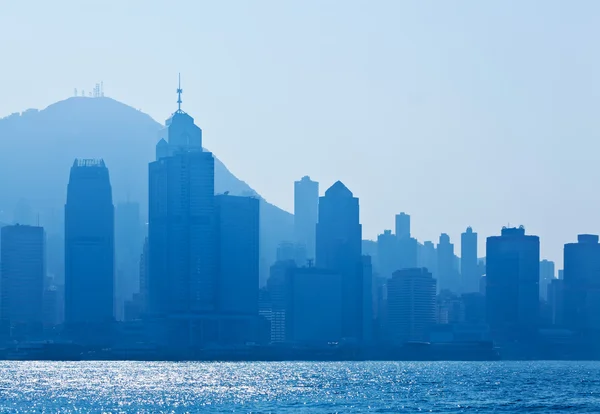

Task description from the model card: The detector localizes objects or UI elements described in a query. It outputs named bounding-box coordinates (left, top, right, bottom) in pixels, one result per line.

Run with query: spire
left=176, top=73, right=183, bottom=112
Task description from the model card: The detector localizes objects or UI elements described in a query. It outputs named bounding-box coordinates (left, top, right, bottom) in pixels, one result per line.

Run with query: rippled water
left=0, top=361, right=599, bottom=412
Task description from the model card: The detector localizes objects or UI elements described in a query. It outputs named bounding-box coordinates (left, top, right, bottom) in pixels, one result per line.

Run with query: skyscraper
left=563, top=234, right=600, bottom=332
left=461, top=227, right=478, bottom=293
left=294, top=176, right=319, bottom=261
left=377, top=230, right=400, bottom=278
left=486, top=226, right=539, bottom=337
left=316, top=181, right=363, bottom=341
left=65, top=159, right=114, bottom=325
left=0, top=224, right=45, bottom=332
left=539, top=259, right=555, bottom=301
left=387, top=268, right=436, bottom=343
left=418, top=241, right=437, bottom=278
left=215, top=194, right=260, bottom=315
left=437, top=233, right=458, bottom=292
left=148, top=86, right=217, bottom=316
left=395, top=212, right=410, bottom=239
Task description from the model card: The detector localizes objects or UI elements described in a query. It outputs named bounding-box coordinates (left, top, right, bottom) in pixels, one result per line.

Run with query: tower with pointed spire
left=148, top=77, right=217, bottom=317
left=154, top=74, right=202, bottom=160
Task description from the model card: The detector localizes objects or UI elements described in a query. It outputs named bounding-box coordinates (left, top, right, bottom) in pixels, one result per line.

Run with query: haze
left=1, top=0, right=599, bottom=265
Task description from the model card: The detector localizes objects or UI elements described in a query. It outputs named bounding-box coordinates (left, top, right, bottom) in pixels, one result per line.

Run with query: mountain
left=0, top=97, right=292, bottom=283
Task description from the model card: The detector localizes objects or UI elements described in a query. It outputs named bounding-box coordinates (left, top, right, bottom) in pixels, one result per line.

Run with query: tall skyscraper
left=387, top=268, right=436, bottom=343
left=461, top=227, right=478, bottom=293
left=294, top=176, right=319, bottom=261
left=148, top=85, right=217, bottom=316
left=486, top=226, right=539, bottom=337
left=316, top=181, right=363, bottom=341
left=65, top=159, right=115, bottom=325
left=437, top=233, right=458, bottom=292
left=539, top=259, right=555, bottom=301
left=418, top=241, right=437, bottom=278
left=215, top=194, right=260, bottom=315
left=563, top=234, right=600, bottom=332
left=0, top=224, right=45, bottom=332
left=377, top=230, right=400, bottom=278
left=395, top=212, right=410, bottom=239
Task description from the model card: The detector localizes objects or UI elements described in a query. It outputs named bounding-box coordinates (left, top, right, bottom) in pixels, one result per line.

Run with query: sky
left=1, top=0, right=600, bottom=267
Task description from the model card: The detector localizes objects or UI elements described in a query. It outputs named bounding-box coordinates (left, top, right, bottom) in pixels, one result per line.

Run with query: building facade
left=486, top=226, right=540, bottom=338
left=316, top=181, right=363, bottom=341
left=64, top=159, right=114, bottom=325
left=461, top=227, right=479, bottom=293
left=294, top=176, right=319, bottom=262
left=286, top=267, right=342, bottom=345
left=437, top=233, right=458, bottom=293
left=539, top=259, right=555, bottom=301
left=215, top=194, right=260, bottom=315
left=0, top=224, right=45, bottom=331
left=148, top=105, right=217, bottom=316
left=563, top=234, right=600, bottom=332
left=387, top=268, right=437, bottom=343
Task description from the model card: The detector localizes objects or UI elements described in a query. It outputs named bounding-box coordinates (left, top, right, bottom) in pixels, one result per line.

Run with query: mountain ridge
left=0, top=96, right=292, bottom=283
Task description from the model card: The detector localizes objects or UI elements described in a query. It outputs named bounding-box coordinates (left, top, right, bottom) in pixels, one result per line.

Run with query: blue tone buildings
left=395, top=212, right=410, bottom=240
left=437, top=233, right=457, bottom=292
left=148, top=100, right=217, bottom=316
left=285, top=267, right=342, bottom=345
left=539, top=259, right=555, bottom=301
left=486, top=226, right=539, bottom=338
left=294, top=176, right=319, bottom=263
left=461, top=227, right=478, bottom=293
left=0, top=224, right=45, bottom=333
left=563, top=234, right=600, bottom=332
left=215, top=194, right=260, bottom=315
left=387, top=268, right=436, bottom=343
left=316, top=181, right=363, bottom=341
left=64, top=159, right=114, bottom=325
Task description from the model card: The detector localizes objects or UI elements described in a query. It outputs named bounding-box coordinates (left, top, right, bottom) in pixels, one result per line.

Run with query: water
left=0, top=361, right=598, bottom=413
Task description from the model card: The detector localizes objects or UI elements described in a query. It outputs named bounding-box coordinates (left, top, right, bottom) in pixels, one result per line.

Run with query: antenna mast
left=177, top=73, right=183, bottom=111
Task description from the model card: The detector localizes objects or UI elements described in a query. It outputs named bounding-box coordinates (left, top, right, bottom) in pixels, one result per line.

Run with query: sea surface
left=0, top=361, right=598, bottom=413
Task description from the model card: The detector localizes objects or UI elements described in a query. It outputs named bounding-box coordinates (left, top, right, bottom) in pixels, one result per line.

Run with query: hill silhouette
left=0, top=97, right=292, bottom=283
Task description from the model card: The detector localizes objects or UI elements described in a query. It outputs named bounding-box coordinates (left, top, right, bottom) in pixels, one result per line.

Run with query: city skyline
left=2, top=1, right=600, bottom=269
left=0, top=75, right=597, bottom=364
left=0, top=90, right=582, bottom=268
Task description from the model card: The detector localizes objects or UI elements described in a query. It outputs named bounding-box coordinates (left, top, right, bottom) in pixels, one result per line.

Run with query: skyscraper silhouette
left=437, top=233, right=457, bottom=292
left=65, top=159, right=114, bottom=325
left=539, top=259, right=555, bottom=301
left=395, top=212, right=410, bottom=239
left=316, top=181, right=363, bottom=341
left=563, top=234, right=600, bottom=332
left=387, top=268, right=436, bottom=343
left=294, top=176, right=319, bottom=262
left=486, top=226, right=539, bottom=338
left=215, top=194, right=260, bottom=315
left=461, top=227, right=478, bottom=293
left=0, top=224, right=45, bottom=334
left=148, top=86, right=217, bottom=316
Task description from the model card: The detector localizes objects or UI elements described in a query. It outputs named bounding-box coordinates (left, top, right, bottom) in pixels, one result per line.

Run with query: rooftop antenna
left=177, top=73, right=183, bottom=112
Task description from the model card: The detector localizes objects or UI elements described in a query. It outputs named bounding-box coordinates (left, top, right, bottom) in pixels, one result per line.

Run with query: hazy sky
left=2, top=0, right=600, bottom=266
